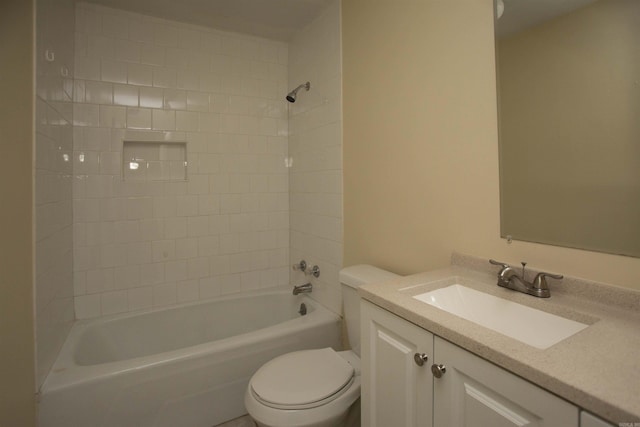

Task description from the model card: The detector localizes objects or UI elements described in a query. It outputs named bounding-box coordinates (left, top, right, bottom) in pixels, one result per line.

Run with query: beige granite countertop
left=358, top=254, right=640, bottom=424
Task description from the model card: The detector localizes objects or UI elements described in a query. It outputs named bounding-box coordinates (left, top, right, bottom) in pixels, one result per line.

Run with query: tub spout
left=293, top=283, right=312, bottom=295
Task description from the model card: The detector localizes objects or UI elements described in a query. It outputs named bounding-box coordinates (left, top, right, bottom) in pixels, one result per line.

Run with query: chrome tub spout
left=293, top=283, right=312, bottom=295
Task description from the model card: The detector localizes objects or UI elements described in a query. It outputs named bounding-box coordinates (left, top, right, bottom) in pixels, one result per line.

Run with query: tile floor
left=215, top=415, right=256, bottom=427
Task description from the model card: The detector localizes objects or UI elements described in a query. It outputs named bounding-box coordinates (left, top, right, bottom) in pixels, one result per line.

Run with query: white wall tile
left=198, top=276, right=220, bottom=300
left=139, top=218, right=164, bottom=240
left=152, top=239, right=175, bottom=262
left=175, top=194, right=198, bottom=216
left=188, top=257, right=209, bottom=279
left=153, top=68, right=177, bottom=88
left=100, top=290, right=128, bottom=315
left=115, top=39, right=140, bottom=62
left=86, top=268, right=114, bottom=294
left=175, top=237, right=198, bottom=259
left=152, top=109, right=176, bottom=130
left=164, top=260, right=187, bottom=282
left=198, top=112, right=219, bottom=132
left=75, top=294, right=101, bottom=319
left=85, top=81, right=113, bottom=104
left=288, top=0, right=342, bottom=314
left=163, top=89, right=187, bottom=110
left=87, top=34, right=115, bottom=59
left=164, top=217, right=187, bottom=238
left=102, top=13, right=129, bottom=39
left=139, top=43, right=165, bottom=66
left=139, top=86, right=163, bottom=108
left=177, top=69, right=200, bottom=90
left=176, top=111, right=199, bottom=131
left=101, top=59, right=128, bottom=83
left=200, top=33, right=222, bottom=54
left=75, top=56, right=102, bottom=80
left=198, top=235, right=219, bottom=256
left=99, top=105, right=126, bottom=128
left=199, top=72, right=220, bottom=92
left=153, top=283, right=177, bottom=307
left=113, top=264, right=141, bottom=289
left=113, top=84, right=139, bottom=106
left=126, top=241, right=153, bottom=265
left=187, top=91, right=209, bottom=112
left=153, top=23, right=178, bottom=47
left=73, top=104, right=101, bottom=127
left=129, top=19, right=154, bottom=43
left=71, top=3, right=300, bottom=320
left=127, top=63, right=153, bottom=86
left=177, top=280, right=199, bottom=302
left=140, top=262, right=165, bottom=285
left=187, top=216, right=209, bottom=237
left=128, top=286, right=153, bottom=310
left=165, top=47, right=189, bottom=69
left=126, top=107, right=152, bottom=129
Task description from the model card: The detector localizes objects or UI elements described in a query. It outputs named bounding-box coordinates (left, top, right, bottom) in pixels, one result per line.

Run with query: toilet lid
left=250, top=348, right=354, bottom=407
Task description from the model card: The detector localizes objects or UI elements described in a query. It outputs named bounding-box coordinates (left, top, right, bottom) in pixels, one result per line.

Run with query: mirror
left=495, top=0, right=640, bottom=257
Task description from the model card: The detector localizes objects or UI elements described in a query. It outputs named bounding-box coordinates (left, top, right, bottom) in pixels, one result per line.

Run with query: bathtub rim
left=41, top=289, right=340, bottom=394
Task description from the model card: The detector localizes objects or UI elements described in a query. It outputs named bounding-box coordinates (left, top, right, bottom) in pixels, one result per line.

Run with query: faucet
left=489, top=259, right=563, bottom=298
left=293, top=283, right=313, bottom=295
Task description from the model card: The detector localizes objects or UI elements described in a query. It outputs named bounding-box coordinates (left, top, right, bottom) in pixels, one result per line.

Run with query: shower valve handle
left=292, top=260, right=307, bottom=272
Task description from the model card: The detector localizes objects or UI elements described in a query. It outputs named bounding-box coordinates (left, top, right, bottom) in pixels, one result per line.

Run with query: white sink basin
left=413, top=284, right=588, bottom=349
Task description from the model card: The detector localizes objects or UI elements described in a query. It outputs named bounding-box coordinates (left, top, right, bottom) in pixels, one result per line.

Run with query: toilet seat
left=250, top=348, right=355, bottom=410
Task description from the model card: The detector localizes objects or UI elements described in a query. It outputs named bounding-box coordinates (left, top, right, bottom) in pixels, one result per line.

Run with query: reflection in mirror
left=495, top=0, right=640, bottom=257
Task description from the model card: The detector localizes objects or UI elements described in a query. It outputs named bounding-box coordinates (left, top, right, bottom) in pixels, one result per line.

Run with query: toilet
left=244, top=265, right=399, bottom=427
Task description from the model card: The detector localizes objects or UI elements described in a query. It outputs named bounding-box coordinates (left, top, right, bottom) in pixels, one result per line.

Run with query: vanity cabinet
left=581, top=412, right=617, bottom=427
left=433, top=336, right=578, bottom=426
left=361, top=300, right=434, bottom=427
left=361, top=300, right=580, bottom=427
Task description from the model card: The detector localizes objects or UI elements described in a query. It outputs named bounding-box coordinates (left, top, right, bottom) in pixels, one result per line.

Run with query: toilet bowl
left=244, top=265, right=399, bottom=427
left=245, top=349, right=360, bottom=427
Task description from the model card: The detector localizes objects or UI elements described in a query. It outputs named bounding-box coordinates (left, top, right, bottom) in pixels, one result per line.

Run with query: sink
left=413, top=284, right=588, bottom=349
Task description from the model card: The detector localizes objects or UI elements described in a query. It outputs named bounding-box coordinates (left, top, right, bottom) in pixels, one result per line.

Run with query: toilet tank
left=339, top=265, right=399, bottom=356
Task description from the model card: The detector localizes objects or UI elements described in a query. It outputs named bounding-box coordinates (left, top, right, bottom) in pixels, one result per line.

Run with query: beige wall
left=342, top=0, right=640, bottom=290
left=0, top=0, right=37, bottom=425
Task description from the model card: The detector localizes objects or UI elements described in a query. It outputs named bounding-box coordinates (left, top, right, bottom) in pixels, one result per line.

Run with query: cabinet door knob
left=414, top=353, right=429, bottom=366
left=431, top=363, right=447, bottom=378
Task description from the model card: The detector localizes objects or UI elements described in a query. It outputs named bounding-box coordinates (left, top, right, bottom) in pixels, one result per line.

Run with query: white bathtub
left=39, top=290, right=342, bottom=427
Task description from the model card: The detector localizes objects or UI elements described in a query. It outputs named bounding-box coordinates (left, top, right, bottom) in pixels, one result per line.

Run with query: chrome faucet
left=293, top=283, right=313, bottom=295
left=489, top=259, right=563, bottom=298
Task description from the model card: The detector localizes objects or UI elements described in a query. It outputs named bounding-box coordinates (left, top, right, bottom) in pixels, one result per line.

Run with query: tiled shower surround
left=36, top=0, right=76, bottom=385
left=72, top=3, right=291, bottom=318
left=289, top=1, right=343, bottom=315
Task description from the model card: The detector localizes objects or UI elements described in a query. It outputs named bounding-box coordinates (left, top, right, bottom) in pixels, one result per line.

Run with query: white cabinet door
left=581, top=411, right=617, bottom=427
left=361, top=300, right=434, bottom=427
left=433, top=336, right=578, bottom=427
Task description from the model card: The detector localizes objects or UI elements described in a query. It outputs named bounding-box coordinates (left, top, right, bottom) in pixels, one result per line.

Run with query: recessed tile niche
left=122, top=141, right=187, bottom=182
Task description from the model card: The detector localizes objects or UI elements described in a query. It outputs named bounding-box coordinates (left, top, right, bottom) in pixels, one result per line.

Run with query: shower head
left=286, top=82, right=310, bottom=103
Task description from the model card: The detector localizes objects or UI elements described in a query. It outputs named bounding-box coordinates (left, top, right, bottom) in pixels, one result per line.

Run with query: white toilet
left=244, top=265, right=399, bottom=427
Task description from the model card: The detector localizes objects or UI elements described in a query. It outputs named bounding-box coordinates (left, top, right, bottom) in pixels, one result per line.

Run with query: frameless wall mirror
left=495, top=0, right=640, bottom=257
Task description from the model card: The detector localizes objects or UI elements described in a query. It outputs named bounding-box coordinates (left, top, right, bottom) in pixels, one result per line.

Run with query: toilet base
left=249, top=398, right=360, bottom=427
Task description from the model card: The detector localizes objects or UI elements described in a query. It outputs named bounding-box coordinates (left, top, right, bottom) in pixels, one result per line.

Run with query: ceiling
left=86, top=0, right=600, bottom=43
left=497, top=0, right=598, bottom=38
left=85, top=0, right=335, bottom=41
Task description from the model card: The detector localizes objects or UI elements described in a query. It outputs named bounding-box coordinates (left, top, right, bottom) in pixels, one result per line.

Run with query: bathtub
left=39, top=290, right=342, bottom=427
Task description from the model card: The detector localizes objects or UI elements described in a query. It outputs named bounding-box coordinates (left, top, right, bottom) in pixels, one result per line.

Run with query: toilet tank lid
left=339, top=264, right=400, bottom=289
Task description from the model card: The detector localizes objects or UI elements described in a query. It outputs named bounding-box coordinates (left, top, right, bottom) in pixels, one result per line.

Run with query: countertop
left=358, top=255, right=640, bottom=424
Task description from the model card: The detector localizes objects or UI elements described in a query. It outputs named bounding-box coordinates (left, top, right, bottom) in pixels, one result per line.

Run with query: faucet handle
left=532, top=272, right=563, bottom=290
left=292, top=260, right=307, bottom=272
left=489, top=259, right=510, bottom=270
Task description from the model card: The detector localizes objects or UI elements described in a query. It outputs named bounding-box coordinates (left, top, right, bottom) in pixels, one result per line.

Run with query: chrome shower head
left=286, top=82, right=310, bottom=103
